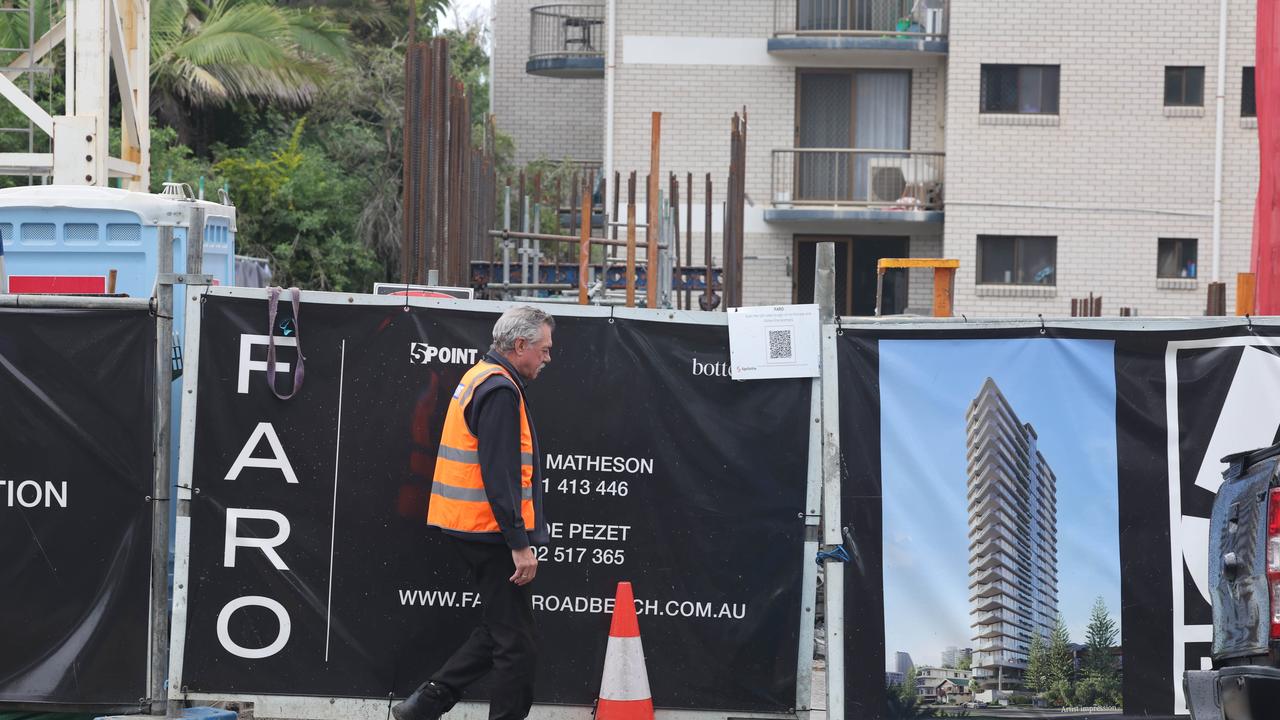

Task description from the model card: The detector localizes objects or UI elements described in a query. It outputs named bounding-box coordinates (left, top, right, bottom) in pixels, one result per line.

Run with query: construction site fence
left=4, top=284, right=1277, bottom=720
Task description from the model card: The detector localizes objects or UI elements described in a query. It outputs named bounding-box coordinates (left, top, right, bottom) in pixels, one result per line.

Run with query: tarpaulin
left=0, top=305, right=155, bottom=708
left=837, top=325, right=1280, bottom=720
left=179, top=295, right=810, bottom=711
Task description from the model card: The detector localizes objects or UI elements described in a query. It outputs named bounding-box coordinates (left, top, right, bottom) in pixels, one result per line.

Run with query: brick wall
left=912, top=65, right=945, bottom=151
left=492, top=0, right=605, bottom=166
left=609, top=2, right=794, bottom=308
left=614, top=0, right=774, bottom=39
left=944, top=0, right=1258, bottom=316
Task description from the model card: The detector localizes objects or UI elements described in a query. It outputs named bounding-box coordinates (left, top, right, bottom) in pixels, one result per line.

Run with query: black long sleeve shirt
left=442, top=351, right=548, bottom=549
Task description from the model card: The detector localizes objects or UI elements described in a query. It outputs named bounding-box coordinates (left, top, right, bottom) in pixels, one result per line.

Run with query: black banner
left=0, top=305, right=155, bottom=707
left=837, top=324, right=1280, bottom=720
left=181, top=295, right=810, bottom=711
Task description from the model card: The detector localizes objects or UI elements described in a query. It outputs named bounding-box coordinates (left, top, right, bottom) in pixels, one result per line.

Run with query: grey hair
left=490, top=305, right=555, bottom=353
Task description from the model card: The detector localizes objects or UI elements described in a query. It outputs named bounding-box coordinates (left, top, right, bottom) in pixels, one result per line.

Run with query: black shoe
left=392, top=680, right=456, bottom=720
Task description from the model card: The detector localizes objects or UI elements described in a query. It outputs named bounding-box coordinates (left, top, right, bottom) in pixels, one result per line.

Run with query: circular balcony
left=527, top=4, right=605, bottom=79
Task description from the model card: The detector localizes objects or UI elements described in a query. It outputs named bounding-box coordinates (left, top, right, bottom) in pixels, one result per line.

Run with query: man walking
left=395, top=306, right=554, bottom=720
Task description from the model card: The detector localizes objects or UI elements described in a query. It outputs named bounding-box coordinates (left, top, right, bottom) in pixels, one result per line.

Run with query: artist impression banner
left=837, top=324, right=1280, bottom=720
left=180, top=293, right=809, bottom=711
left=0, top=305, right=154, bottom=707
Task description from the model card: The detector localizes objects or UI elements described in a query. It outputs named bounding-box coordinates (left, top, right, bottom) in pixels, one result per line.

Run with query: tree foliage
left=1047, top=614, right=1074, bottom=688
left=885, top=691, right=938, bottom=720
left=0, top=0, right=503, bottom=288
left=142, top=0, right=505, bottom=289
left=1025, top=632, right=1048, bottom=693
left=899, top=665, right=920, bottom=706
left=151, top=0, right=350, bottom=145
left=1084, top=596, right=1119, bottom=681
left=214, top=119, right=380, bottom=291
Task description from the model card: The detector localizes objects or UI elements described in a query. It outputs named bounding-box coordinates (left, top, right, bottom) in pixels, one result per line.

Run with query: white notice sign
left=726, top=304, right=821, bottom=380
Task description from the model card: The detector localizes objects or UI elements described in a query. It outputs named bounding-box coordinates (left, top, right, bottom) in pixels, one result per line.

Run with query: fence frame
left=0, top=293, right=158, bottom=717
left=15, top=248, right=1279, bottom=719
left=166, top=286, right=824, bottom=720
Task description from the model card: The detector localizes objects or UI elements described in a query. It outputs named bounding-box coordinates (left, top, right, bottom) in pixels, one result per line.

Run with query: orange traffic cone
left=596, top=582, right=654, bottom=720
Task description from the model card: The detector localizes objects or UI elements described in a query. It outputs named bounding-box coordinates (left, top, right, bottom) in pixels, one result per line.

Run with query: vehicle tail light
left=1267, top=488, right=1280, bottom=638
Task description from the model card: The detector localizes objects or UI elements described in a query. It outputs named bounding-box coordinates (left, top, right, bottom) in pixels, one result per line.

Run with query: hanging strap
left=266, top=286, right=305, bottom=400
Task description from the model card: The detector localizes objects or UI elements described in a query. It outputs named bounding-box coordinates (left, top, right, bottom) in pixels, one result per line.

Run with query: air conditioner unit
left=870, top=166, right=906, bottom=203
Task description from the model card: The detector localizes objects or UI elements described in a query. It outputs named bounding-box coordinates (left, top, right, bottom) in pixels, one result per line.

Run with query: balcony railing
left=975, top=609, right=1032, bottom=627
left=527, top=4, right=605, bottom=77
left=774, top=0, right=948, bottom=38
left=969, top=580, right=1019, bottom=600
left=771, top=149, right=944, bottom=211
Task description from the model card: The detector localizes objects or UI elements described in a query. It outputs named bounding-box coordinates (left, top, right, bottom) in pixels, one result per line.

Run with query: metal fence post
left=817, top=241, right=844, bottom=720
left=164, top=207, right=207, bottom=719
left=149, top=224, right=175, bottom=715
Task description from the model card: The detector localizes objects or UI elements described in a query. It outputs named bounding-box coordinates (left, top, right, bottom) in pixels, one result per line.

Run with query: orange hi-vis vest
left=428, top=360, right=536, bottom=534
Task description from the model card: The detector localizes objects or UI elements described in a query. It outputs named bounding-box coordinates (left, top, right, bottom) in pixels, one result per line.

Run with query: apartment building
left=894, top=650, right=914, bottom=676
left=965, top=378, right=1058, bottom=692
left=941, top=645, right=973, bottom=668
left=491, top=0, right=1259, bottom=316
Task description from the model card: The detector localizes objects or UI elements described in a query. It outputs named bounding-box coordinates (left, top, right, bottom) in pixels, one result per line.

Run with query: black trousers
left=432, top=538, right=537, bottom=720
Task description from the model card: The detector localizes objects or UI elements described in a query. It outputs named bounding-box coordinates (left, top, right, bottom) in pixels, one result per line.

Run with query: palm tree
left=150, top=0, right=350, bottom=143
left=0, top=0, right=56, bottom=62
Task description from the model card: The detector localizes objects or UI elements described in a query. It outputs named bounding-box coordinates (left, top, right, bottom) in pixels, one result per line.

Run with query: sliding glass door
left=796, top=70, right=910, bottom=203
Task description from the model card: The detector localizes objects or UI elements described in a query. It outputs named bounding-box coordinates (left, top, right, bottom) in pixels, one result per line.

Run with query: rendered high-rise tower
left=966, top=378, right=1058, bottom=691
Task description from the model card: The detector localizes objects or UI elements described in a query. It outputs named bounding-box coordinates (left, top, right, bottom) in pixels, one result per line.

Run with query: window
left=977, top=236, right=1057, bottom=285
left=1165, top=66, right=1205, bottom=107
left=1243, top=66, right=1257, bottom=118
left=977, top=65, right=1059, bottom=114
left=1158, top=238, right=1197, bottom=279
left=980, top=65, right=1060, bottom=114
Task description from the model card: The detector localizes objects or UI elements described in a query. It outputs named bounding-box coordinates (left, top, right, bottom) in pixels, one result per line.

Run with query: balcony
left=766, top=149, right=944, bottom=225
left=972, top=538, right=1021, bottom=563
left=971, top=594, right=1015, bottom=613
left=972, top=566, right=1019, bottom=588
left=974, top=608, right=1032, bottom=628
left=770, top=0, right=948, bottom=65
left=969, top=581, right=1019, bottom=602
left=527, top=4, right=605, bottom=78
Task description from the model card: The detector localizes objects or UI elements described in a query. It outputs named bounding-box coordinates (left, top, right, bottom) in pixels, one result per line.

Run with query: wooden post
left=626, top=172, right=637, bottom=307
left=578, top=174, right=590, bottom=304
left=647, top=112, right=662, bottom=308
left=1206, top=281, right=1227, bottom=315
left=932, top=266, right=956, bottom=317
left=1237, top=272, right=1257, bottom=315
left=611, top=170, right=620, bottom=261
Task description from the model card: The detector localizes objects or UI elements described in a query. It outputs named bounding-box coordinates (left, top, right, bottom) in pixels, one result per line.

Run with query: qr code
left=768, top=328, right=793, bottom=360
